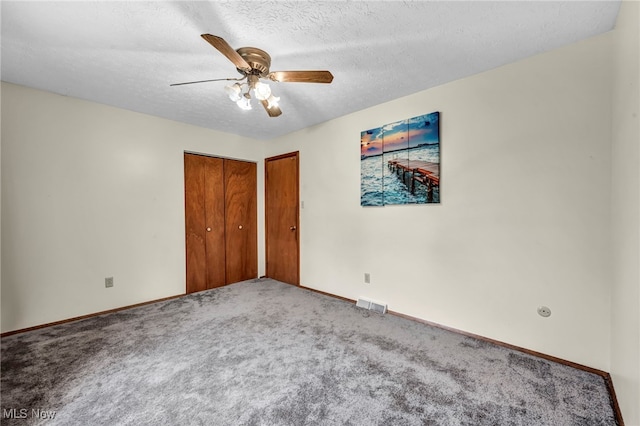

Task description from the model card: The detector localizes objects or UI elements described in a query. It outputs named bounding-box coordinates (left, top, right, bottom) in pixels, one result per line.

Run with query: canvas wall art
left=360, top=111, right=440, bottom=206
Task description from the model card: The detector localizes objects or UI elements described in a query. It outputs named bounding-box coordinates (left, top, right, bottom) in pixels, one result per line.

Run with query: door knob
left=206, top=227, right=211, bottom=232
left=290, top=226, right=297, bottom=231
left=238, top=225, right=243, bottom=230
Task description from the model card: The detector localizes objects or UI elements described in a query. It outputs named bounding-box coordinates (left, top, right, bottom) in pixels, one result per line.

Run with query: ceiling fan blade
left=261, top=100, right=282, bottom=117
left=170, top=77, right=242, bottom=87
left=267, top=70, right=334, bottom=84
left=201, top=34, right=251, bottom=71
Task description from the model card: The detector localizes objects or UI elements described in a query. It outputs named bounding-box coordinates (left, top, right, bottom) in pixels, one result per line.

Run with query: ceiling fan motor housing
left=236, top=47, right=271, bottom=77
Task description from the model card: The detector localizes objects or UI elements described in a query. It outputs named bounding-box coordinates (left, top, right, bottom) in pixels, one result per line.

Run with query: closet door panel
left=204, top=157, right=226, bottom=288
left=184, top=154, right=207, bottom=293
left=224, top=160, right=258, bottom=284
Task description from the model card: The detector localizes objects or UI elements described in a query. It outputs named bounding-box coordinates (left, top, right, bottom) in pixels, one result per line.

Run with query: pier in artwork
left=387, top=159, right=440, bottom=202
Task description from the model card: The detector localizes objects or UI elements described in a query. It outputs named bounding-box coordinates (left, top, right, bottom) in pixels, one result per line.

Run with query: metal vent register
left=356, top=298, right=387, bottom=314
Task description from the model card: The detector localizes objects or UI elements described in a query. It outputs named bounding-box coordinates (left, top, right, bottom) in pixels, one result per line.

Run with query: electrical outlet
left=105, top=277, right=114, bottom=288
left=364, top=273, right=370, bottom=284
left=537, top=306, right=551, bottom=317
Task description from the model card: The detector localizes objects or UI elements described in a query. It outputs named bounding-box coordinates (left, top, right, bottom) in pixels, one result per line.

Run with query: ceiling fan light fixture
left=171, top=35, right=333, bottom=117
left=266, top=94, right=280, bottom=109
left=225, top=83, right=242, bottom=102
left=253, top=81, right=272, bottom=101
left=236, top=96, right=252, bottom=110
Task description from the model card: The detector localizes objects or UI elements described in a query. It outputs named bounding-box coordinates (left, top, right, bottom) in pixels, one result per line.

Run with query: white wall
left=1, top=83, right=266, bottom=332
left=611, top=1, right=640, bottom=424
left=267, top=33, right=613, bottom=371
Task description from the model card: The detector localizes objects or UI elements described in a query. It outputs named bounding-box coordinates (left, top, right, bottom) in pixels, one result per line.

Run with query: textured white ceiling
left=1, top=1, right=620, bottom=140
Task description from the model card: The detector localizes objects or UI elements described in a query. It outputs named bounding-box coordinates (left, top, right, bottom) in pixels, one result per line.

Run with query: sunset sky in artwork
left=360, top=112, right=439, bottom=157
left=360, top=127, right=383, bottom=156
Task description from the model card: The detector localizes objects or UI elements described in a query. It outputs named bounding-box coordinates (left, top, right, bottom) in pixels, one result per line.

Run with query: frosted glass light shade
left=253, top=82, right=272, bottom=101
left=266, top=94, right=280, bottom=109
left=236, top=97, right=252, bottom=110
left=225, top=83, right=242, bottom=102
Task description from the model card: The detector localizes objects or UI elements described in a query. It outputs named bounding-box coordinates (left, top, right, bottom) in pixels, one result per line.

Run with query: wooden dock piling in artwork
left=387, top=159, right=440, bottom=202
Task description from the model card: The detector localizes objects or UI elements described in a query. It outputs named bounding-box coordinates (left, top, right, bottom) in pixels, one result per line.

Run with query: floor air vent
left=370, top=302, right=387, bottom=314
left=356, top=298, right=387, bottom=314
left=356, top=298, right=371, bottom=309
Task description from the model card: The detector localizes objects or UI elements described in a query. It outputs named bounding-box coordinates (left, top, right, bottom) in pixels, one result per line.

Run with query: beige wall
left=267, top=33, right=613, bottom=371
left=1, top=83, right=266, bottom=332
left=611, top=1, right=640, bottom=424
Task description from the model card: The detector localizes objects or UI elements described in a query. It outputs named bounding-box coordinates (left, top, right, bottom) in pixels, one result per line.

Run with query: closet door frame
left=184, top=152, right=257, bottom=293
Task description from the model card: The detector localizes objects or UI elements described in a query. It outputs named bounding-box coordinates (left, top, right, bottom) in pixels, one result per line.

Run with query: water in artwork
left=361, top=144, right=440, bottom=206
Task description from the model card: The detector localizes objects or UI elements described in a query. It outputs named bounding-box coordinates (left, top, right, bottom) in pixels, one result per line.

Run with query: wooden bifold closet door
left=184, top=153, right=257, bottom=293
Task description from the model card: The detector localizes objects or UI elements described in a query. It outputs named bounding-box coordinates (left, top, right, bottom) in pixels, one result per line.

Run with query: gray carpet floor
left=1, top=279, right=617, bottom=425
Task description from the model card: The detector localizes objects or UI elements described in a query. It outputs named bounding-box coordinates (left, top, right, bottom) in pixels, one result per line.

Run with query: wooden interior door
left=184, top=154, right=225, bottom=293
left=224, top=159, right=258, bottom=284
left=265, top=152, right=300, bottom=285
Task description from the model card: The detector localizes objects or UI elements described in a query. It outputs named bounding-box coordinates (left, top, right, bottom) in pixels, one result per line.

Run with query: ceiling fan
left=171, top=34, right=334, bottom=117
